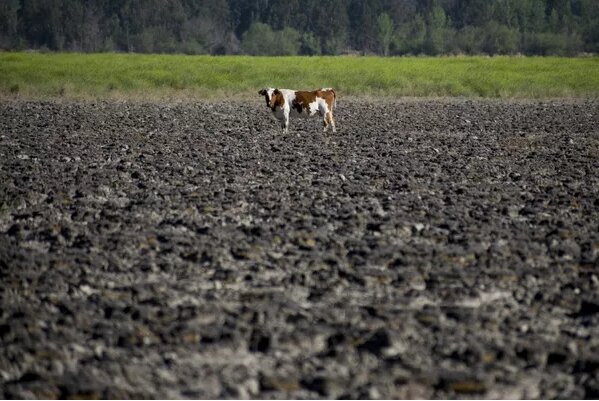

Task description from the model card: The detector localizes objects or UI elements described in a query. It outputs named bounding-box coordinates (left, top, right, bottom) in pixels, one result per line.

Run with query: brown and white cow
left=258, top=88, right=336, bottom=134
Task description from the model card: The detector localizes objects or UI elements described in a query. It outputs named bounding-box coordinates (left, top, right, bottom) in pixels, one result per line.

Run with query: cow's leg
left=327, top=111, right=336, bottom=133
left=283, top=111, right=290, bottom=134
left=319, top=104, right=330, bottom=133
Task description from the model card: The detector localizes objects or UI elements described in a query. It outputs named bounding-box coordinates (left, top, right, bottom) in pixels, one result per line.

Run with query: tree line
left=1, top=0, right=598, bottom=56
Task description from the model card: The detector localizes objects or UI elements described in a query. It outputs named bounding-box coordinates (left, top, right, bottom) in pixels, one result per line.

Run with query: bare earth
left=1, top=98, right=598, bottom=399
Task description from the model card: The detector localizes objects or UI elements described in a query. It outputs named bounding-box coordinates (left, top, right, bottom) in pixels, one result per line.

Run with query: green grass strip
left=1, top=52, right=598, bottom=100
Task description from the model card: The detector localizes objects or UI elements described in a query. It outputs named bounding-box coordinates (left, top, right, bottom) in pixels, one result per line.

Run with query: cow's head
left=259, top=88, right=283, bottom=111
left=259, top=88, right=273, bottom=108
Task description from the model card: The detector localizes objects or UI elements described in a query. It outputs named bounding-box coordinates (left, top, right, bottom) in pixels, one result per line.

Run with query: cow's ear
left=273, top=89, right=280, bottom=95
left=258, top=89, right=266, bottom=96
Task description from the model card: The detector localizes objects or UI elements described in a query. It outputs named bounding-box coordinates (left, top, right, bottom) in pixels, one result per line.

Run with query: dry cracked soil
left=1, top=98, right=598, bottom=399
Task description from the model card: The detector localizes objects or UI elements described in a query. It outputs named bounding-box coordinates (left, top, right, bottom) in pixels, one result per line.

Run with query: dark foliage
left=0, top=0, right=597, bottom=55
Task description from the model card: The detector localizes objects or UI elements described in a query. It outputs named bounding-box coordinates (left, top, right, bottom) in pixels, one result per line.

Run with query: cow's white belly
left=290, top=107, right=317, bottom=118
left=294, top=100, right=327, bottom=118
left=271, top=99, right=328, bottom=120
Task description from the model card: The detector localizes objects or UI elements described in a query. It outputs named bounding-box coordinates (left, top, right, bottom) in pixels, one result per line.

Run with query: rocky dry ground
left=0, top=98, right=598, bottom=399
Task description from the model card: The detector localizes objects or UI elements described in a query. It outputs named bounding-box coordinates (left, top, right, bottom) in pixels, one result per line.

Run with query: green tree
left=524, top=31, right=583, bottom=55
left=579, top=0, right=599, bottom=52
left=300, top=32, right=321, bottom=55
left=520, top=0, right=546, bottom=33
left=0, top=0, right=20, bottom=48
left=461, top=0, right=493, bottom=27
left=312, top=0, right=349, bottom=55
left=392, top=13, right=426, bottom=54
left=241, top=22, right=300, bottom=55
left=274, top=27, right=301, bottom=55
left=455, top=26, right=484, bottom=54
left=322, top=34, right=347, bottom=55
left=481, top=21, right=519, bottom=54
left=241, top=22, right=275, bottom=55
left=376, top=13, right=394, bottom=55
left=424, top=5, right=449, bottom=54
left=491, top=0, right=518, bottom=28
left=348, top=0, right=383, bottom=52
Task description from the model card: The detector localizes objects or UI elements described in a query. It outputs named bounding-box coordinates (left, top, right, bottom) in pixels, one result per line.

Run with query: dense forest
left=1, top=0, right=598, bottom=56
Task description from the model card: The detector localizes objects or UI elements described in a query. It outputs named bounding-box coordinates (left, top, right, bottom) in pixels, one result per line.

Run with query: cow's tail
left=320, top=87, right=336, bottom=111
left=330, top=88, right=337, bottom=110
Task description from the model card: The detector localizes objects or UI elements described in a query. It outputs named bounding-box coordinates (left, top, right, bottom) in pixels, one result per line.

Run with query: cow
left=258, top=88, right=337, bottom=134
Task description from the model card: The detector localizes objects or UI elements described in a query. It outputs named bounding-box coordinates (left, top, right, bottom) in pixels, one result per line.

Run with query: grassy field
left=1, top=52, right=598, bottom=100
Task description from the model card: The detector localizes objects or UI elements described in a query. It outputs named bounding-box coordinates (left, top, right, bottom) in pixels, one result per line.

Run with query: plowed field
left=1, top=99, right=598, bottom=398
